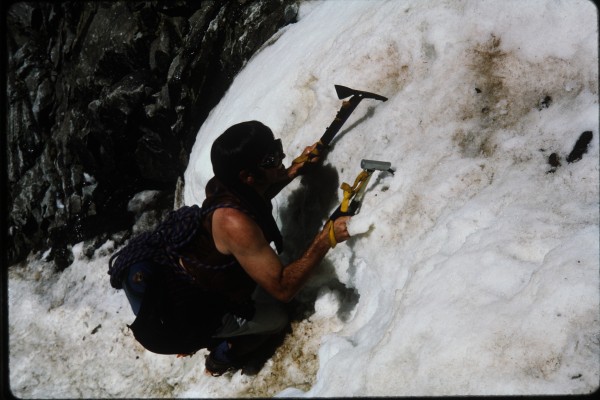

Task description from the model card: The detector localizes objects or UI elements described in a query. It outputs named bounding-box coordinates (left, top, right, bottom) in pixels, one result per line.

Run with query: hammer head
left=335, top=85, right=388, bottom=102
left=361, top=159, right=394, bottom=174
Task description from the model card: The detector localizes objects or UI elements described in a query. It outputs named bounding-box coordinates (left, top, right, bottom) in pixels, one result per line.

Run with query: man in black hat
left=182, top=120, right=350, bottom=375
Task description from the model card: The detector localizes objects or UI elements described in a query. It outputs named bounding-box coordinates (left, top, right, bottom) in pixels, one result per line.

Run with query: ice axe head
left=361, top=159, right=395, bottom=174
left=335, top=85, right=388, bottom=102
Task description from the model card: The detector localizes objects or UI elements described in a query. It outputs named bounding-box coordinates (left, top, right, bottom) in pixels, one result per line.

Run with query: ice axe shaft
left=293, top=85, right=387, bottom=164
left=319, top=85, right=388, bottom=146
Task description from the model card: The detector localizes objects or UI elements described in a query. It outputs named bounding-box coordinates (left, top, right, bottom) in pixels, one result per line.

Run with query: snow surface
left=8, top=0, right=599, bottom=397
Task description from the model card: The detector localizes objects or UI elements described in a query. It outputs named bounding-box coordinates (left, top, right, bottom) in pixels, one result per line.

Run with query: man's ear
left=239, top=170, right=255, bottom=185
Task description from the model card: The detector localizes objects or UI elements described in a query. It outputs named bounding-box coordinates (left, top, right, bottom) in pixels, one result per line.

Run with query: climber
left=182, top=120, right=351, bottom=375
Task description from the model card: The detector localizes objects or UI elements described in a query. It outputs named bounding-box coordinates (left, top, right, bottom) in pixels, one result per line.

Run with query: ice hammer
left=326, top=159, right=394, bottom=247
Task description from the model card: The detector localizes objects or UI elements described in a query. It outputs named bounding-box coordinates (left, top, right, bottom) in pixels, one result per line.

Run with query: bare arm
left=212, top=207, right=349, bottom=302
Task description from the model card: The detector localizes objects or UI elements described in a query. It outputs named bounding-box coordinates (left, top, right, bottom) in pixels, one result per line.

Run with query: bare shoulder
left=212, top=207, right=266, bottom=253
left=212, top=207, right=256, bottom=231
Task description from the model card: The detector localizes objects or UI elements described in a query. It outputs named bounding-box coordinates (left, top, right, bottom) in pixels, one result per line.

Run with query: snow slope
left=9, top=0, right=599, bottom=397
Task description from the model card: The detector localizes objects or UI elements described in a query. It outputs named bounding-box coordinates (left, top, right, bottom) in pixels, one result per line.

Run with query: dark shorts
left=213, top=286, right=289, bottom=338
left=123, top=262, right=288, bottom=339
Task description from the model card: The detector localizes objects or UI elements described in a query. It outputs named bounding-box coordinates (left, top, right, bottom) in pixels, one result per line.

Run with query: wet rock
left=567, top=131, right=593, bottom=163
left=50, top=244, right=74, bottom=272
left=546, top=152, right=561, bottom=174
left=537, top=95, right=552, bottom=110
left=6, top=0, right=298, bottom=268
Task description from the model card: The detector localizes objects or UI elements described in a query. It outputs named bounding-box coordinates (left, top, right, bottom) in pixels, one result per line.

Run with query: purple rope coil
left=108, top=203, right=244, bottom=289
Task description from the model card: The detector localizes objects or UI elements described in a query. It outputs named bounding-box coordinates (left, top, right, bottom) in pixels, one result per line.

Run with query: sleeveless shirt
left=178, top=177, right=280, bottom=320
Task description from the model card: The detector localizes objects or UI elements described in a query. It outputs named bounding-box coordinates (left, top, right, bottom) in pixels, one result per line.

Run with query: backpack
left=108, top=204, right=235, bottom=355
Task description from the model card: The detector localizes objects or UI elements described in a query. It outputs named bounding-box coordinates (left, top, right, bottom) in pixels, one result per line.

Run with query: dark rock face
left=567, top=131, right=593, bottom=163
left=6, top=0, right=298, bottom=268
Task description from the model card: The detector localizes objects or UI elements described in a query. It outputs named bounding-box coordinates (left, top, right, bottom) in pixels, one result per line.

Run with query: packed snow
left=8, top=0, right=599, bottom=397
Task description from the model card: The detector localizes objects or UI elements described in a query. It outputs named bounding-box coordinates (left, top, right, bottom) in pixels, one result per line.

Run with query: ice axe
left=293, top=85, right=388, bottom=164
left=326, top=159, right=394, bottom=247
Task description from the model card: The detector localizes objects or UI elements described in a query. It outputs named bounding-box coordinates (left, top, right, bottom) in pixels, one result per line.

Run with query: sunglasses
left=259, top=139, right=285, bottom=169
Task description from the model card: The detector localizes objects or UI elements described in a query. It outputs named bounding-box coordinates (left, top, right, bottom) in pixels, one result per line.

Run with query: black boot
left=205, top=333, right=285, bottom=376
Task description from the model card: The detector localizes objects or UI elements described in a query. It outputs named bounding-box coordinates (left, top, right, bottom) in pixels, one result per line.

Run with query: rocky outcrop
left=6, top=0, right=298, bottom=269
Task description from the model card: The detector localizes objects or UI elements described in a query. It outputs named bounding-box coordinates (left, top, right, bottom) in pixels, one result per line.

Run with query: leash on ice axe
left=326, top=159, right=394, bottom=247
left=293, top=85, right=388, bottom=164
